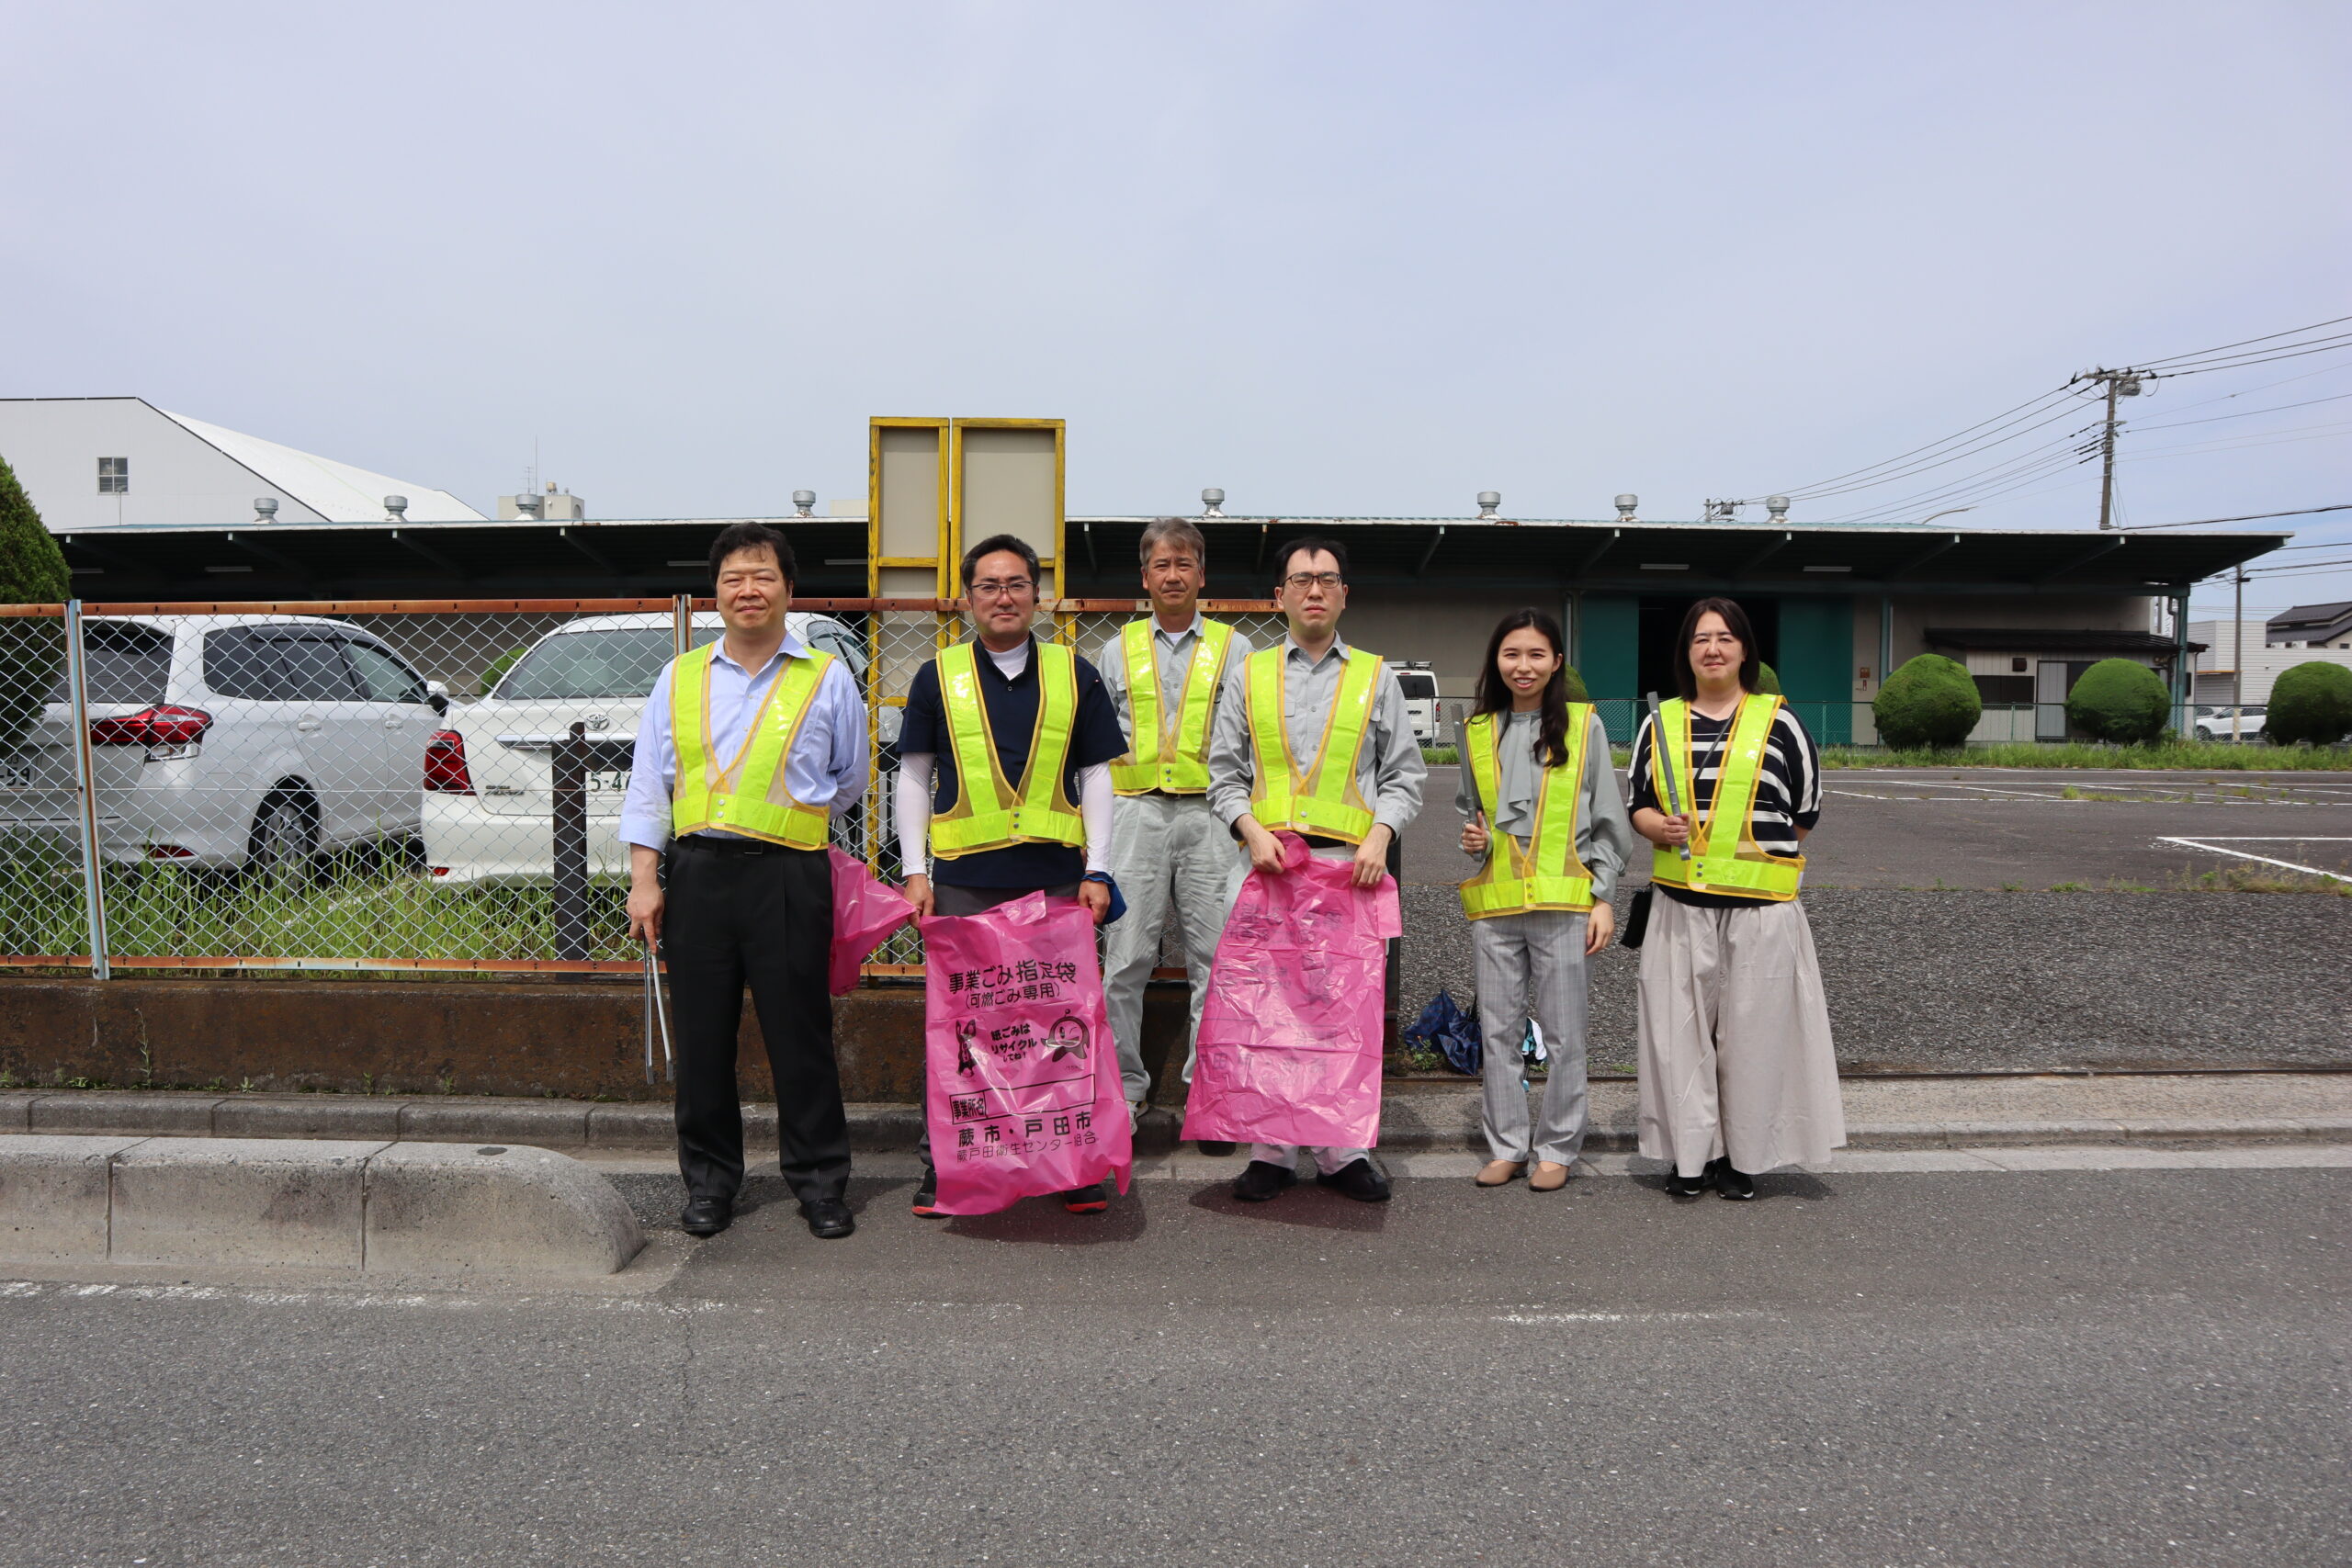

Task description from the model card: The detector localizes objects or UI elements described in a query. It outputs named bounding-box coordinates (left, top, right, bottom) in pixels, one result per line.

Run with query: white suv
left=2192, top=705, right=2267, bottom=743
left=0, top=614, right=441, bottom=875
left=421, top=611, right=865, bottom=884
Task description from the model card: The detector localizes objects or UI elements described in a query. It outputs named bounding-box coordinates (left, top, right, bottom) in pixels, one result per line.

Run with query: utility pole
left=2233, top=565, right=2245, bottom=739
left=2079, top=367, right=2152, bottom=530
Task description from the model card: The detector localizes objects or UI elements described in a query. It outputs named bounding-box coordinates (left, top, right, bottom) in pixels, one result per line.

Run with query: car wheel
left=247, top=795, right=319, bottom=890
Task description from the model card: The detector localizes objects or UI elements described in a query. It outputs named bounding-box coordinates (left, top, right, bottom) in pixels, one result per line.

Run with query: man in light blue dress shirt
left=620, top=523, right=868, bottom=1242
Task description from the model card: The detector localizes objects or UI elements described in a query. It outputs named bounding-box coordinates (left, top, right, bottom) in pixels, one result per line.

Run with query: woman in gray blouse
left=1454, top=610, right=1634, bottom=1190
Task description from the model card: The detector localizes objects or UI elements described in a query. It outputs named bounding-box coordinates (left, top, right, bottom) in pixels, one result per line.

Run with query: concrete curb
left=2, top=1086, right=2346, bottom=1154
left=0, top=1134, right=643, bottom=1275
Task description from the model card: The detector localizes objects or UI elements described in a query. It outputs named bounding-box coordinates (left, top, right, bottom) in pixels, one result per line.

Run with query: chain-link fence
left=2, top=598, right=2198, bottom=976
left=0, top=598, right=1295, bottom=976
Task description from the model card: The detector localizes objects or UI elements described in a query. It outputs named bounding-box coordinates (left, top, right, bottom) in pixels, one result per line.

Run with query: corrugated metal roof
left=157, top=409, right=484, bottom=523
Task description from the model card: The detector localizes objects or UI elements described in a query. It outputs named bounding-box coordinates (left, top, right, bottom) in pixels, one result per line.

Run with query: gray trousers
left=1103, top=792, right=1245, bottom=1105
left=918, top=880, right=1081, bottom=1166
left=1250, top=842, right=1374, bottom=1175
left=1472, top=908, right=1591, bottom=1166
left=1634, top=894, right=1845, bottom=1178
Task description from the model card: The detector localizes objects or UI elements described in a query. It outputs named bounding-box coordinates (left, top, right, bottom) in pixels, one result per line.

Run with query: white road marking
left=2155, top=837, right=2352, bottom=883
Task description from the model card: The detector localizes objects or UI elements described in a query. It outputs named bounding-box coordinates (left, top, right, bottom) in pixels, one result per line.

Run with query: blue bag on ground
left=1404, top=988, right=1482, bottom=1076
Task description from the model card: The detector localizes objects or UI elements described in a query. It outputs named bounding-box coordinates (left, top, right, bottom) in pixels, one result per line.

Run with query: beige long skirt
left=1635, top=893, right=1844, bottom=1177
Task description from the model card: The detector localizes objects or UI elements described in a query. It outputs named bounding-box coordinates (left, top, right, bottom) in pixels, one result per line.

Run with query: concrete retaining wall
left=0, top=976, right=1216, bottom=1103
left=0, top=1134, right=642, bottom=1275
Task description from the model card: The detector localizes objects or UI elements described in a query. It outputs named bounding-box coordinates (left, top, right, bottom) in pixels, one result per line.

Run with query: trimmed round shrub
left=0, top=453, right=70, bottom=752
left=1873, top=653, right=1981, bottom=750
left=1558, top=664, right=1589, bottom=703
left=2064, top=658, right=2169, bottom=744
left=1754, top=661, right=1781, bottom=696
left=2267, top=660, right=2352, bottom=746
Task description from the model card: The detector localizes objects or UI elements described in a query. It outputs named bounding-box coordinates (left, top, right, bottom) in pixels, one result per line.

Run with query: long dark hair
left=1673, top=597, right=1760, bottom=700
left=1472, top=609, right=1574, bottom=769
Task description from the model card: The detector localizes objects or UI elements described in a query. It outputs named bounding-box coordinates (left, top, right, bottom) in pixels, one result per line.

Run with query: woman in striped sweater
left=1627, top=598, right=1844, bottom=1200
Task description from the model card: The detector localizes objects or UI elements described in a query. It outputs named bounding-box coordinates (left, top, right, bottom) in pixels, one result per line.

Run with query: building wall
left=0, top=399, right=328, bottom=530
left=2189, top=619, right=2352, bottom=705
left=1341, top=586, right=1573, bottom=699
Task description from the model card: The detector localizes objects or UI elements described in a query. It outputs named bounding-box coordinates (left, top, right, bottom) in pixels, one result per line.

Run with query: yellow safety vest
left=930, top=639, right=1086, bottom=857
left=1245, top=645, right=1383, bottom=845
left=1458, top=706, right=1597, bottom=919
left=1110, top=618, right=1234, bottom=795
left=1649, top=694, right=1804, bottom=902
left=669, top=643, right=837, bottom=849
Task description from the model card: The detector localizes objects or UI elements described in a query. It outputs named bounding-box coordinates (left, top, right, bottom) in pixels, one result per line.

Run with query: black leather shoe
left=1232, top=1159, right=1297, bottom=1202
left=910, top=1169, right=943, bottom=1217
left=802, top=1198, right=854, bottom=1238
left=1195, top=1139, right=1238, bottom=1156
left=1315, top=1157, right=1392, bottom=1203
left=1665, top=1168, right=1708, bottom=1199
left=1713, top=1163, right=1756, bottom=1201
left=1060, top=1181, right=1109, bottom=1213
left=680, top=1196, right=732, bottom=1236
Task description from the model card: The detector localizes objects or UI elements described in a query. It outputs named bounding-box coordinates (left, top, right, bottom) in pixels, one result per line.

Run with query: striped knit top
left=1627, top=702, right=1822, bottom=909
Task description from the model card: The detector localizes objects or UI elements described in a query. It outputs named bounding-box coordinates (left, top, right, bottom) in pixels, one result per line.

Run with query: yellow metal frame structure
left=866, top=416, right=953, bottom=599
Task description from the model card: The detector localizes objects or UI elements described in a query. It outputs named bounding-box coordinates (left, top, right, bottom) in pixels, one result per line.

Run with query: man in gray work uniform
left=1098, top=517, right=1253, bottom=1148
left=1205, top=534, right=1425, bottom=1203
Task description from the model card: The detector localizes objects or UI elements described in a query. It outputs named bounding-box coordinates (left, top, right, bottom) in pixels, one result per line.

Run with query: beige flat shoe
left=1476, top=1160, right=1525, bottom=1188
left=1529, top=1161, right=1571, bottom=1191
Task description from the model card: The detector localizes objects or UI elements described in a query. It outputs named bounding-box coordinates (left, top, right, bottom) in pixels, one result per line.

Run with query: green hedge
left=0, top=454, right=69, bottom=751
left=2064, top=658, right=2170, bottom=744
left=2267, top=661, right=2352, bottom=746
left=1559, top=665, right=1589, bottom=702
left=1755, top=661, right=1781, bottom=696
left=1873, top=653, right=1980, bottom=750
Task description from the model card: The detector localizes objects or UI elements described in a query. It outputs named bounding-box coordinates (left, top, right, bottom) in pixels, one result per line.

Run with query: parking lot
left=1400, top=766, right=2352, bottom=890
left=1395, top=766, right=2352, bottom=1076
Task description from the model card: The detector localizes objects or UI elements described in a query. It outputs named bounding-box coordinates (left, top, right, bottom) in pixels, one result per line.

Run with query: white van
left=1395, top=660, right=1442, bottom=747
left=0, top=615, right=440, bottom=876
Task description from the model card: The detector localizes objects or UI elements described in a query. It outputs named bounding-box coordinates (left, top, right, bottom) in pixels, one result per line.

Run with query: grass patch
left=1824, top=739, right=2351, bottom=771
left=2165, top=864, right=2352, bottom=897
left=0, top=843, right=641, bottom=964
left=1419, top=746, right=1459, bottom=765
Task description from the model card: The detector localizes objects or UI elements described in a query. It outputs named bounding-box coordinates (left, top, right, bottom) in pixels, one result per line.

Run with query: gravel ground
left=1396, top=886, right=2352, bottom=1073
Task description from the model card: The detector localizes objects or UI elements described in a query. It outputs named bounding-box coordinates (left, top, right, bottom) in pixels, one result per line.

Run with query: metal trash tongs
left=1644, top=691, right=1694, bottom=864
left=641, top=939, right=674, bottom=1084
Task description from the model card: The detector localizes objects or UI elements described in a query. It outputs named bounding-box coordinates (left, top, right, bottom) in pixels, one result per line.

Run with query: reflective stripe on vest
left=1458, top=705, right=1596, bottom=919
left=1110, top=618, right=1233, bottom=795
left=930, top=639, right=1086, bottom=857
left=1245, top=645, right=1381, bottom=845
left=1649, top=694, right=1804, bottom=901
left=668, top=643, right=836, bottom=849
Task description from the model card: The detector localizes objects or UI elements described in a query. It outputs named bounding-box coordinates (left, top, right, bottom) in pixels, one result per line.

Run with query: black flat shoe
left=801, top=1198, right=854, bottom=1238
left=1665, top=1169, right=1707, bottom=1199
left=1195, top=1139, right=1238, bottom=1156
left=1315, top=1158, right=1392, bottom=1204
left=1060, top=1181, right=1110, bottom=1213
left=680, top=1196, right=732, bottom=1236
left=1713, top=1163, right=1755, bottom=1201
left=910, top=1170, right=943, bottom=1217
left=1232, top=1159, right=1297, bottom=1202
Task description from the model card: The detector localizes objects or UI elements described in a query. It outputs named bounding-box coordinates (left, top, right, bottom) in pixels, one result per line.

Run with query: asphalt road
left=1403, top=766, right=2352, bottom=888
left=6, top=1168, right=2346, bottom=1567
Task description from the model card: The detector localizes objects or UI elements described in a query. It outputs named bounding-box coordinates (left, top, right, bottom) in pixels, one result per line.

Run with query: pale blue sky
left=4, top=2, right=2346, bottom=612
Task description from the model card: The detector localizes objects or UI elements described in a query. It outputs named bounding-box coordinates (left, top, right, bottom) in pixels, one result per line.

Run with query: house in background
left=2267, top=602, right=2352, bottom=650
left=0, top=397, right=482, bottom=532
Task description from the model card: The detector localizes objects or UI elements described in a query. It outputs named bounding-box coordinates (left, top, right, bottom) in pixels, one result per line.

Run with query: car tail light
left=88, top=705, right=213, bottom=757
left=424, top=729, right=474, bottom=794
left=146, top=844, right=195, bottom=859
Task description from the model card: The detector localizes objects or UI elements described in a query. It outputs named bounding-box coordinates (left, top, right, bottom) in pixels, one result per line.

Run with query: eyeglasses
left=1281, top=571, right=1343, bottom=591
left=968, top=579, right=1035, bottom=601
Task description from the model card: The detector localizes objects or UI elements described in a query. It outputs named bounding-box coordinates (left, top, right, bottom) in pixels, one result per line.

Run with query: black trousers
left=665, top=839, right=850, bottom=1206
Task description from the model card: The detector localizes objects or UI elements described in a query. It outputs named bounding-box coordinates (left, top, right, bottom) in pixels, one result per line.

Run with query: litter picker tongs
left=641, top=939, right=674, bottom=1084
left=1645, top=691, right=1694, bottom=865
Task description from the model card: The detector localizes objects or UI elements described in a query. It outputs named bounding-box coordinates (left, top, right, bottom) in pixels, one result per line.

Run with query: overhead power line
left=2116, top=502, right=2352, bottom=533
left=2138, top=312, right=2352, bottom=368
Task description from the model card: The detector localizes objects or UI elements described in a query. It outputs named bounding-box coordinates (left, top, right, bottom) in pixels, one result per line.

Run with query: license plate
left=588, top=768, right=630, bottom=794
left=0, top=764, right=36, bottom=789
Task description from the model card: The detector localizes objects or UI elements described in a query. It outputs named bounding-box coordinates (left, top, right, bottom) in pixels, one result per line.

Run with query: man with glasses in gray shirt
left=1204, top=536, right=1425, bottom=1203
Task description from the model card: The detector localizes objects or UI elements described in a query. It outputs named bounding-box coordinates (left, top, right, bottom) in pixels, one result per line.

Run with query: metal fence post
left=551, top=720, right=591, bottom=961
left=672, top=592, right=692, bottom=660
left=62, top=601, right=109, bottom=979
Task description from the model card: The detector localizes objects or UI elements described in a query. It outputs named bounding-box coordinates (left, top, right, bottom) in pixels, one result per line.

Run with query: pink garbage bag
left=828, top=850, right=917, bottom=996
left=920, top=892, right=1133, bottom=1215
left=1182, top=832, right=1402, bottom=1151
